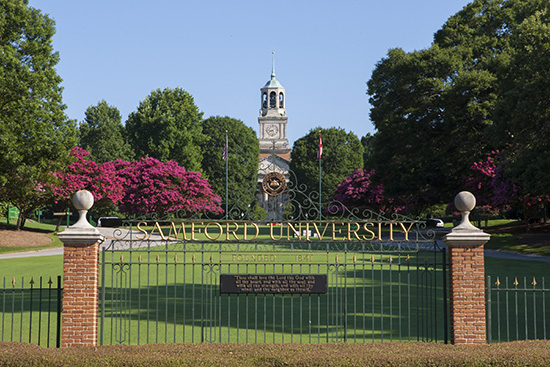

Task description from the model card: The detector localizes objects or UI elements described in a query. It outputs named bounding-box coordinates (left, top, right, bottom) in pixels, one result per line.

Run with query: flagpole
left=225, top=130, right=229, bottom=220
left=318, top=131, right=322, bottom=222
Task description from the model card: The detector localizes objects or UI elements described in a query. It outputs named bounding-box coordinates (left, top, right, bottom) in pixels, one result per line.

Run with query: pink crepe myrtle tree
left=329, top=169, right=404, bottom=216
left=465, top=151, right=547, bottom=228
left=52, top=147, right=125, bottom=208
left=114, top=157, right=222, bottom=218
left=52, top=148, right=222, bottom=220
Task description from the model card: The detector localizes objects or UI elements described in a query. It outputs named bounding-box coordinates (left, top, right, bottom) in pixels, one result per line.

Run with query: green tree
left=368, top=45, right=494, bottom=212
left=198, top=116, right=259, bottom=209
left=361, top=132, right=375, bottom=170
left=366, top=0, right=550, bottom=212
left=79, top=100, right=134, bottom=163
left=290, top=127, right=363, bottom=204
left=0, top=0, right=77, bottom=229
left=492, top=8, right=550, bottom=197
left=126, top=87, right=205, bottom=171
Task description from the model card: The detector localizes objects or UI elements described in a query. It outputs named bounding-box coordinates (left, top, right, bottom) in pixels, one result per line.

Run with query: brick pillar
left=57, top=190, right=105, bottom=347
left=443, top=191, right=490, bottom=345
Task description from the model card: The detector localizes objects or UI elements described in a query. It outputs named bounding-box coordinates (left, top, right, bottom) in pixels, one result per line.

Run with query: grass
left=0, top=255, right=62, bottom=280
left=486, top=234, right=550, bottom=257
left=0, top=218, right=61, bottom=232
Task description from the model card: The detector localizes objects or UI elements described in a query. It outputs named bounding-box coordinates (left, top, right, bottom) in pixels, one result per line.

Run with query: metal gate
left=99, top=220, right=447, bottom=345
left=99, top=157, right=448, bottom=344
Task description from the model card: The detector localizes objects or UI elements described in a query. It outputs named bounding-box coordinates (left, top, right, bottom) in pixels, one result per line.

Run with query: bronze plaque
left=220, top=274, right=327, bottom=294
left=262, top=172, right=286, bottom=196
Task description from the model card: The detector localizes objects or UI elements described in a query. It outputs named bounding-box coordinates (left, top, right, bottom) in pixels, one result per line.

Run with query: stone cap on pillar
left=57, top=190, right=105, bottom=246
left=443, top=191, right=490, bottom=247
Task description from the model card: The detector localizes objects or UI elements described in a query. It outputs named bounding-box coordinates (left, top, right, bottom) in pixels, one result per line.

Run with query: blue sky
left=29, top=0, right=471, bottom=146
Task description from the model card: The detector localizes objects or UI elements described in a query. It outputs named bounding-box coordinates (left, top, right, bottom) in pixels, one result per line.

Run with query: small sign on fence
left=220, top=274, right=327, bottom=294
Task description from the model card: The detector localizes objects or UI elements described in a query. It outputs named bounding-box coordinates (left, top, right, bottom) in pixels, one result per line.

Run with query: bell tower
left=257, top=53, right=291, bottom=221
left=258, top=53, right=290, bottom=160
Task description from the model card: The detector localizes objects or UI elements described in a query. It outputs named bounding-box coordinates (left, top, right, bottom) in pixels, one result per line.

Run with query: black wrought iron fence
left=0, top=276, right=62, bottom=347
left=100, top=238, right=448, bottom=345
left=486, top=275, right=550, bottom=342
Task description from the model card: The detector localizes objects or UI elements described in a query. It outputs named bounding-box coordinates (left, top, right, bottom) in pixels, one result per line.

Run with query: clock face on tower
left=266, top=124, right=278, bottom=137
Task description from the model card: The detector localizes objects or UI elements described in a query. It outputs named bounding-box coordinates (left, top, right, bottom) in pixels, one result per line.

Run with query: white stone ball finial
left=72, top=190, right=94, bottom=228
left=454, top=191, right=477, bottom=231
left=455, top=191, right=476, bottom=212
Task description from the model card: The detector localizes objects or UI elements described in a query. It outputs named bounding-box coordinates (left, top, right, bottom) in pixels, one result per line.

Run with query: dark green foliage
left=79, top=100, right=134, bottom=163
left=198, top=116, right=259, bottom=207
left=368, top=45, right=494, bottom=213
left=290, top=127, right=363, bottom=202
left=125, top=88, right=205, bottom=172
left=367, top=0, right=550, bottom=211
left=361, top=132, right=375, bottom=170
left=492, top=7, right=550, bottom=197
left=0, top=0, right=77, bottom=229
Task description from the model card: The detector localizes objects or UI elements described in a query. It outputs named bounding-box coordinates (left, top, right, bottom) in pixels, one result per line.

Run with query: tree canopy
left=0, top=0, right=76, bottom=228
left=491, top=5, right=550, bottom=197
left=79, top=100, right=134, bottom=163
left=125, top=87, right=206, bottom=172
left=198, top=116, right=259, bottom=208
left=52, top=148, right=222, bottom=219
left=366, top=0, right=550, bottom=212
left=330, top=169, right=399, bottom=215
left=290, top=127, right=363, bottom=204
left=116, top=157, right=222, bottom=218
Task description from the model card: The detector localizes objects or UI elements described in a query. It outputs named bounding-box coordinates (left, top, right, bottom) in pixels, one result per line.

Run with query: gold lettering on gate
left=132, top=220, right=420, bottom=243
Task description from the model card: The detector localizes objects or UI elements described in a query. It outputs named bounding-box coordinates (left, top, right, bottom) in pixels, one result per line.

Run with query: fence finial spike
left=12, top=277, right=15, bottom=286
left=495, top=276, right=501, bottom=286
left=513, top=277, right=519, bottom=287
left=532, top=276, right=537, bottom=286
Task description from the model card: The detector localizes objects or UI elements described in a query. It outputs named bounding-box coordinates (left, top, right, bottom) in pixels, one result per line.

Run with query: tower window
left=262, top=93, right=267, bottom=108
left=279, top=92, right=284, bottom=108
left=269, top=92, right=276, bottom=108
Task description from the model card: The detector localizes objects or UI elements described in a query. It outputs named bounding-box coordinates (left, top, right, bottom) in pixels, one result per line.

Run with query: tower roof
left=264, top=76, right=284, bottom=89
left=263, top=51, right=284, bottom=89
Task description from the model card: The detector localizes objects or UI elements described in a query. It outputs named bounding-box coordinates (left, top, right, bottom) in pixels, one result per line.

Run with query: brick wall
left=61, top=243, right=99, bottom=347
left=448, top=244, right=486, bottom=344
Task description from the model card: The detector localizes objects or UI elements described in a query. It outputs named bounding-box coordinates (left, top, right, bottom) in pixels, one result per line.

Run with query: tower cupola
left=260, top=54, right=286, bottom=118
left=258, top=53, right=290, bottom=157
